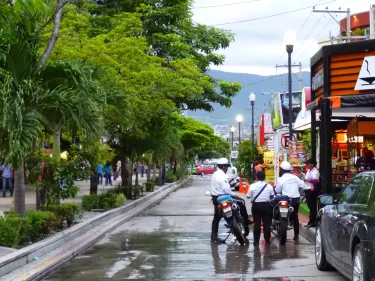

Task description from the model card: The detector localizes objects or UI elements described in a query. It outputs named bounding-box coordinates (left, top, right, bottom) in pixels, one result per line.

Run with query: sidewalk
left=0, top=175, right=149, bottom=215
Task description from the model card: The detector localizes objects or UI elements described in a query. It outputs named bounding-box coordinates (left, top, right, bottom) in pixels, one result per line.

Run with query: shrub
left=41, top=203, right=83, bottom=228
left=0, top=216, right=22, bottom=248
left=26, top=210, right=58, bottom=241
left=82, top=193, right=126, bottom=211
left=132, top=185, right=144, bottom=198
left=166, top=171, right=177, bottom=183
left=144, top=182, right=155, bottom=192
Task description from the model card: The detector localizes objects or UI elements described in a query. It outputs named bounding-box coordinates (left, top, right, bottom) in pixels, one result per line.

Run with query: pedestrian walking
left=303, top=158, right=320, bottom=228
left=104, top=161, right=112, bottom=186
left=1, top=164, right=13, bottom=197
left=275, top=161, right=305, bottom=241
left=247, top=170, right=274, bottom=246
left=97, top=163, right=104, bottom=185
left=140, top=162, right=145, bottom=178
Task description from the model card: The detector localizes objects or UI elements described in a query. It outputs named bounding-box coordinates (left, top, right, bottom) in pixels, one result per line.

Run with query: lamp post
left=284, top=30, right=296, bottom=140
left=236, top=115, right=243, bottom=144
left=249, top=93, right=256, bottom=180
left=230, top=126, right=235, bottom=151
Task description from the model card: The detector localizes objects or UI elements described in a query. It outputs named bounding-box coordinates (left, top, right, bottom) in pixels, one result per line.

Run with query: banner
left=271, top=92, right=303, bottom=129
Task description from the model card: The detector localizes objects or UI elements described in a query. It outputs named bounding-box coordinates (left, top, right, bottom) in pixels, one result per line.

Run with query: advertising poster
left=270, top=94, right=282, bottom=129
left=280, top=92, right=303, bottom=125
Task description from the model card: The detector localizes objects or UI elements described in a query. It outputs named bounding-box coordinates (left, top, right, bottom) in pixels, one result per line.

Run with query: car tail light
left=280, top=201, right=288, bottom=207
left=222, top=201, right=229, bottom=208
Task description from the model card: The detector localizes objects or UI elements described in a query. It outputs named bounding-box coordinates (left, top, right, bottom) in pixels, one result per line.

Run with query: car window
left=353, top=176, right=374, bottom=205
left=338, top=177, right=362, bottom=204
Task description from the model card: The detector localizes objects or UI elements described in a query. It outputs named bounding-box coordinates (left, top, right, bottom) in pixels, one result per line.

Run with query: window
left=353, top=176, right=374, bottom=205
left=338, top=176, right=374, bottom=205
left=338, top=177, right=361, bottom=204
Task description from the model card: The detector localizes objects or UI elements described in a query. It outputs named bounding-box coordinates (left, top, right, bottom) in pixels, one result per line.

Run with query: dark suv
left=315, top=171, right=375, bottom=281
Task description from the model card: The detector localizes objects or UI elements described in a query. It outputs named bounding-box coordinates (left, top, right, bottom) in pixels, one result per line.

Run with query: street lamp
left=230, top=126, right=235, bottom=151
left=249, top=93, right=256, bottom=180
left=284, top=30, right=296, bottom=139
left=236, top=115, right=243, bottom=144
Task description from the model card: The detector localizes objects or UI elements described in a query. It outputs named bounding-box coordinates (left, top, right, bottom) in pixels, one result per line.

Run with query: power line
left=211, top=0, right=335, bottom=26
left=294, top=17, right=332, bottom=62
left=192, top=0, right=261, bottom=9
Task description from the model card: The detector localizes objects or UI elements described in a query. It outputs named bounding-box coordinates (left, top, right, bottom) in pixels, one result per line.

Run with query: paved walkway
left=0, top=175, right=149, bottom=215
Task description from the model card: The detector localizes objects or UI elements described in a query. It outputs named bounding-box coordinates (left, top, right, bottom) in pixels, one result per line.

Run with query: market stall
left=308, top=39, right=375, bottom=193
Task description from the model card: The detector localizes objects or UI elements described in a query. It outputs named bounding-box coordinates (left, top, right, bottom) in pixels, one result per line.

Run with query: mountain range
left=189, top=70, right=311, bottom=127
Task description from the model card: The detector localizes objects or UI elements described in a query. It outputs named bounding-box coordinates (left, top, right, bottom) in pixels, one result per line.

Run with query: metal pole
left=239, top=123, right=241, bottom=144
left=287, top=47, right=293, bottom=140
left=231, top=131, right=234, bottom=151
left=251, top=101, right=255, bottom=180
left=347, top=8, right=351, bottom=42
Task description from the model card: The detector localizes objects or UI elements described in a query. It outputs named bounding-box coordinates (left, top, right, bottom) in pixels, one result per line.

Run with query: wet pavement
left=43, top=176, right=347, bottom=281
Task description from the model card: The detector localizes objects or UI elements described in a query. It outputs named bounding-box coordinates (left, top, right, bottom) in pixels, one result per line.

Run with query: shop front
left=308, top=39, right=375, bottom=194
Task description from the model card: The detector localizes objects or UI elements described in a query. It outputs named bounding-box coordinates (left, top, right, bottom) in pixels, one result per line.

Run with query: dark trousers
left=305, top=189, right=318, bottom=225
left=211, top=195, right=249, bottom=235
left=97, top=174, right=103, bottom=185
left=290, top=197, right=300, bottom=235
left=251, top=202, right=271, bottom=244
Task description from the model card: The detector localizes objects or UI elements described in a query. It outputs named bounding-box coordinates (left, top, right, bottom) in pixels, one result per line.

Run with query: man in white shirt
left=275, top=161, right=305, bottom=241
left=210, top=158, right=250, bottom=243
left=247, top=170, right=274, bottom=246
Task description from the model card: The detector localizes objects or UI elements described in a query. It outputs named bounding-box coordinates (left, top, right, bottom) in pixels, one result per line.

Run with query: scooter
left=229, top=176, right=240, bottom=191
left=270, top=194, right=294, bottom=245
left=205, top=191, right=248, bottom=245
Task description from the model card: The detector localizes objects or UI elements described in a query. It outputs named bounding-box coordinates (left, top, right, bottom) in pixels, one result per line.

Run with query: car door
left=324, top=177, right=362, bottom=266
left=338, top=175, right=374, bottom=272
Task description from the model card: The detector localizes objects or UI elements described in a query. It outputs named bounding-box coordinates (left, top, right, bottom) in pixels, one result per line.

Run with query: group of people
left=210, top=157, right=320, bottom=246
left=97, top=161, right=120, bottom=186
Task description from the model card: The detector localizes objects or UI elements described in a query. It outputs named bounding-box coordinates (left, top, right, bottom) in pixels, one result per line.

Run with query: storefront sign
left=355, top=56, right=375, bottom=90
left=312, top=72, right=324, bottom=91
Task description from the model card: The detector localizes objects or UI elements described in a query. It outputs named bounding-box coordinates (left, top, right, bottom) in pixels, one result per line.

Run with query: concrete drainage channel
left=0, top=176, right=193, bottom=281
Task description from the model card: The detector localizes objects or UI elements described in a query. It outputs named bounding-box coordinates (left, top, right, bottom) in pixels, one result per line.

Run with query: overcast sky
left=192, top=0, right=374, bottom=76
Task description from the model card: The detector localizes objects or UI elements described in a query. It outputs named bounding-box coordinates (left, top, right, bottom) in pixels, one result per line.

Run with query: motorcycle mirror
left=205, top=191, right=212, bottom=196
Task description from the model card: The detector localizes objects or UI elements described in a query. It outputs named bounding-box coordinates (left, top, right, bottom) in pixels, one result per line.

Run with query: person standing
left=1, top=164, right=13, bottom=197
left=303, top=159, right=320, bottom=228
left=247, top=170, right=274, bottom=246
left=140, top=162, right=145, bottom=178
left=104, top=161, right=112, bottom=186
left=275, top=161, right=305, bottom=241
left=97, top=163, right=104, bottom=185
left=210, top=158, right=251, bottom=243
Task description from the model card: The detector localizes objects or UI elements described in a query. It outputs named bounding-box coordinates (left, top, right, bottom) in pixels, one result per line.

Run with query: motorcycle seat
left=217, top=194, right=233, bottom=204
left=274, top=194, right=290, bottom=202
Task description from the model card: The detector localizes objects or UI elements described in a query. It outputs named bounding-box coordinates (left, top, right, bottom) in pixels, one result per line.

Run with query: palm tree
left=0, top=1, right=104, bottom=215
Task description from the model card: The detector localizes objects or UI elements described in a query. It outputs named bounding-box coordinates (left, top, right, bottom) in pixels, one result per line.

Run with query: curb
left=298, top=213, right=316, bottom=243
left=0, top=176, right=192, bottom=281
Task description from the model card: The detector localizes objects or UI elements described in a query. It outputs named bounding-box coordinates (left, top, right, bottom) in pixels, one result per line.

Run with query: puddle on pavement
left=44, top=231, right=309, bottom=281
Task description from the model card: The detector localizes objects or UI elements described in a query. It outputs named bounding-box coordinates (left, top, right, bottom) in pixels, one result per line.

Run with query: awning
left=294, top=109, right=347, bottom=131
left=347, top=116, right=375, bottom=138
left=306, top=93, right=375, bottom=110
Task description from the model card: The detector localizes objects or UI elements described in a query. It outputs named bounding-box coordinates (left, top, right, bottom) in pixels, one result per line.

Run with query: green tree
left=237, top=140, right=262, bottom=180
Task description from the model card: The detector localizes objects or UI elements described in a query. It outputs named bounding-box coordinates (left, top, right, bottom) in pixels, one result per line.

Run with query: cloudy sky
left=192, top=0, right=374, bottom=76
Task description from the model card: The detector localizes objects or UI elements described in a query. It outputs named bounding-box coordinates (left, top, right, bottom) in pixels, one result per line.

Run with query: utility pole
left=313, top=8, right=351, bottom=42
left=276, top=62, right=303, bottom=91
left=370, top=5, right=375, bottom=39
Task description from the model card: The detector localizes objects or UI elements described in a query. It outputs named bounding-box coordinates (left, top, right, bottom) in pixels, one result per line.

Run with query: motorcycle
left=270, top=194, right=294, bottom=245
left=205, top=191, right=248, bottom=245
left=229, top=176, right=240, bottom=191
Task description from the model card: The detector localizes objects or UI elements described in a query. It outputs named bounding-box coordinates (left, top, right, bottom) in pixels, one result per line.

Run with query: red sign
left=281, top=133, right=297, bottom=150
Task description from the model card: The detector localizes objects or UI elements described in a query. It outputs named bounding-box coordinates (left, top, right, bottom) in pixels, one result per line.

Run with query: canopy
left=307, top=93, right=375, bottom=110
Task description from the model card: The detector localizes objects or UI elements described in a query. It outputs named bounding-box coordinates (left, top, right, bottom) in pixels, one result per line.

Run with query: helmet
left=217, top=158, right=229, bottom=165
left=280, top=161, right=292, bottom=171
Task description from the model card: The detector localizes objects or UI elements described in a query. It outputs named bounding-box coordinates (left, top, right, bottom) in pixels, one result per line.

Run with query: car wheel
left=352, top=243, right=369, bottom=281
left=315, top=223, right=331, bottom=271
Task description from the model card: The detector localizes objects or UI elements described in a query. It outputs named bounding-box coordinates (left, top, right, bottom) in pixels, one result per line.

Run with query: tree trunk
left=135, top=161, right=139, bottom=186
left=152, top=162, right=156, bottom=182
left=147, top=162, right=151, bottom=182
left=127, top=159, right=133, bottom=199
left=38, top=0, right=65, bottom=70
left=14, top=167, right=26, bottom=217
left=121, top=157, right=129, bottom=187
left=52, top=131, right=61, bottom=162
left=90, top=173, right=98, bottom=195
left=162, top=162, right=166, bottom=185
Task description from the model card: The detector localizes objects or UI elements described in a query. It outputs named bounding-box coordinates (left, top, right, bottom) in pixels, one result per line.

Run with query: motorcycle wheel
left=279, top=217, right=288, bottom=245
left=232, top=215, right=246, bottom=245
